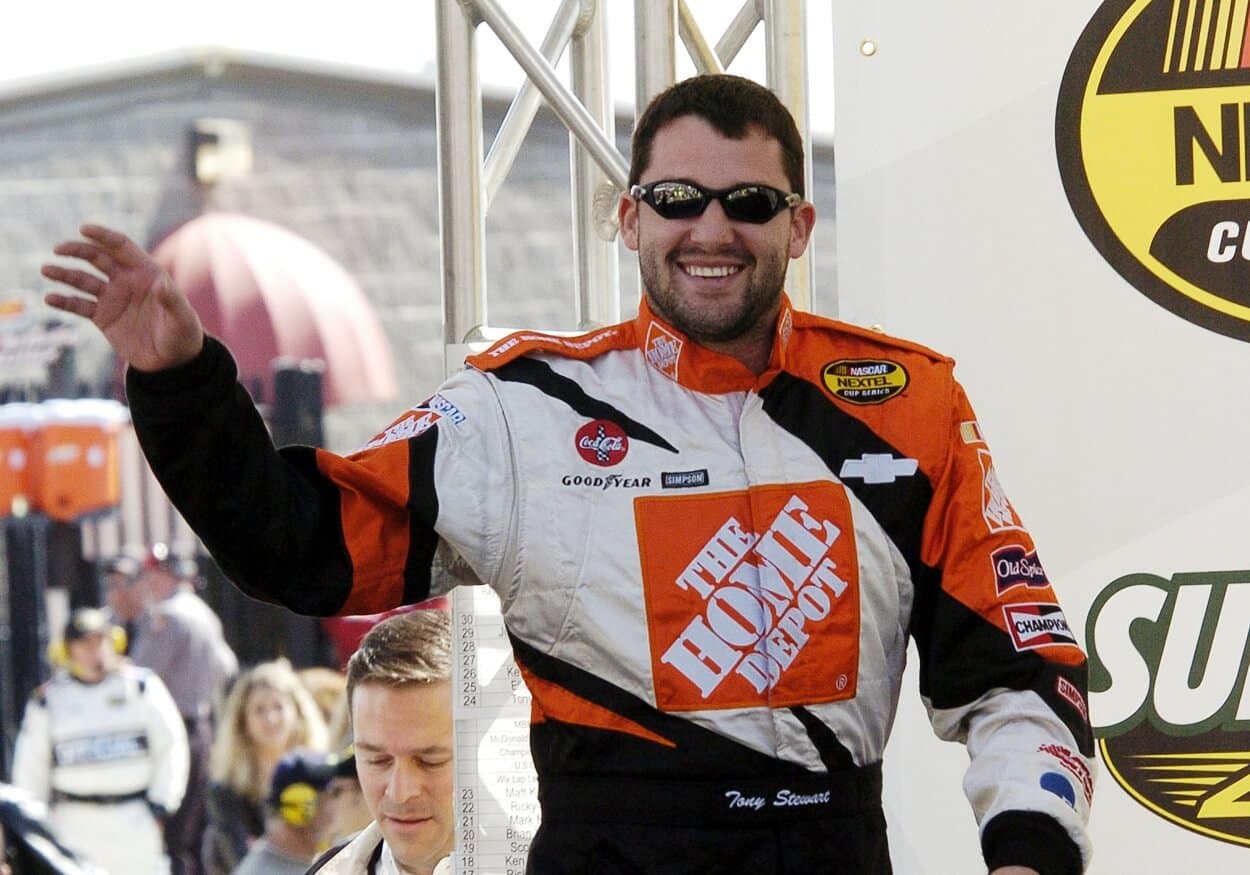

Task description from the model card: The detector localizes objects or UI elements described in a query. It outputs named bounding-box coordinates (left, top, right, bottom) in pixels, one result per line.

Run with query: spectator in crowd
left=136, top=545, right=239, bottom=875
left=103, top=545, right=238, bottom=875
left=319, top=751, right=374, bottom=849
left=308, top=610, right=452, bottom=875
left=296, top=666, right=347, bottom=731
left=202, top=659, right=328, bottom=875
left=11, top=608, right=188, bottom=874
left=101, top=554, right=142, bottom=652
left=229, top=750, right=336, bottom=875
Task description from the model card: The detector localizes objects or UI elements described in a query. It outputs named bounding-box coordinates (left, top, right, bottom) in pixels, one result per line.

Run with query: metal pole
left=677, top=1, right=725, bottom=75
left=483, top=0, right=583, bottom=208
left=764, top=0, right=814, bottom=311
left=571, top=0, right=622, bottom=327
left=635, top=0, right=678, bottom=114
left=717, top=0, right=764, bottom=68
left=474, top=0, right=629, bottom=188
left=437, top=0, right=488, bottom=346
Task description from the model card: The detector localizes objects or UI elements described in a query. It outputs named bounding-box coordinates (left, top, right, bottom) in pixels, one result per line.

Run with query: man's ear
left=788, top=201, right=817, bottom=260
left=619, top=191, right=640, bottom=252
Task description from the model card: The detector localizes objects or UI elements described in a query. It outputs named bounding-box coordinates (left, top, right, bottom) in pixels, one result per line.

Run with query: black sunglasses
left=630, top=180, right=801, bottom=224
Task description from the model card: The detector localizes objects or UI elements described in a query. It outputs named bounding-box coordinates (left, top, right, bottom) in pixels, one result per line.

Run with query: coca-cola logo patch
left=991, top=544, right=1051, bottom=595
left=575, top=419, right=629, bottom=467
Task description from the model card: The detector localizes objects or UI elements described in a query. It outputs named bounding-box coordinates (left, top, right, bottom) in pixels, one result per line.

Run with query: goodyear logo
left=1086, top=569, right=1250, bottom=847
left=821, top=359, right=907, bottom=405
left=1058, top=0, right=1250, bottom=343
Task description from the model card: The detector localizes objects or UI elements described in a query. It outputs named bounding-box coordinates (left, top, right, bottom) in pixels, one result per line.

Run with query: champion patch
left=575, top=419, right=629, bottom=467
left=821, top=359, right=907, bottom=405
left=1003, top=602, right=1079, bottom=652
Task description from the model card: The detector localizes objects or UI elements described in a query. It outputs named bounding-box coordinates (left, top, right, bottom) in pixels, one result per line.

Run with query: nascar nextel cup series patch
left=1057, top=0, right=1250, bottom=342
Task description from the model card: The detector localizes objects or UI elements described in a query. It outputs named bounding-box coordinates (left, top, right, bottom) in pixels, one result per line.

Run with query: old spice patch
left=635, top=483, right=860, bottom=711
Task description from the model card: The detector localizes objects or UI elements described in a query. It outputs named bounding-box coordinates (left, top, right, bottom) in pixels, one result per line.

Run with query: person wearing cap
left=230, top=750, right=336, bottom=875
left=320, top=750, right=374, bottom=849
left=10, top=607, right=189, bottom=874
left=109, top=543, right=238, bottom=875
left=307, top=611, right=453, bottom=875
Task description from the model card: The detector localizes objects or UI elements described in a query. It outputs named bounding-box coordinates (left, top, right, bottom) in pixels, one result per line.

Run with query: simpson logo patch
left=991, top=544, right=1050, bottom=595
left=635, top=483, right=860, bottom=711
left=1003, top=602, right=1078, bottom=651
left=822, top=359, right=908, bottom=405
left=575, top=419, right=629, bottom=467
left=977, top=449, right=1025, bottom=534
left=1056, top=675, right=1089, bottom=723
left=357, top=410, right=442, bottom=451
left=662, top=469, right=710, bottom=489
left=1058, top=1, right=1250, bottom=343
left=645, top=321, right=683, bottom=381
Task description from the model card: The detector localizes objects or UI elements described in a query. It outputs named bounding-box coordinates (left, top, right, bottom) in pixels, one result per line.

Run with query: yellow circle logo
left=1057, top=0, right=1250, bottom=342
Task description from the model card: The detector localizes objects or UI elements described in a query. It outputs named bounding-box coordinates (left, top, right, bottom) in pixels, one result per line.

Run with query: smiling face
left=243, top=683, right=300, bottom=758
left=619, top=114, right=815, bottom=371
left=352, top=681, right=454, bottom=875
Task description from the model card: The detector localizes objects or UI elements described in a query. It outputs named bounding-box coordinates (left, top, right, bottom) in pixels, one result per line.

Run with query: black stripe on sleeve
left=401, top=427, right=441, bottom=605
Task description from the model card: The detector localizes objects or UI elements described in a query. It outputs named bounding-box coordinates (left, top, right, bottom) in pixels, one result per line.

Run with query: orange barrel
left=0, top=403, right=40, bottom=517
left=30, top=399, right=129, bottom=522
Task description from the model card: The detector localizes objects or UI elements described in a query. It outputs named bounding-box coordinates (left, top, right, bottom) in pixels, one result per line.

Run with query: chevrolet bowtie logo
left=838, top=454, right=918, bottom=484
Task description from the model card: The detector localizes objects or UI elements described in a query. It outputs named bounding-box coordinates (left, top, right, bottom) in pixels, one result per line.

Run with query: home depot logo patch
left=1087, top=569, right=1250, bottom=848
left=1058, top=0, right=1250, bottom=342
left=645, top=321, right=682, bottom=381
left=977, top=449, right=1025, bottom=534
left=635, top=483, right=860, bottom=711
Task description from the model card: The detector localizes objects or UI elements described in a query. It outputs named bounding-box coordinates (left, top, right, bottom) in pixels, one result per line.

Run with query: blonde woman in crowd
left=201, top=659, right=328, bottom=875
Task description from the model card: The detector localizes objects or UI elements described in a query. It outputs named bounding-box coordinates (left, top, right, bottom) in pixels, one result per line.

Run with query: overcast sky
left=0, top=1, right=834, bottom=133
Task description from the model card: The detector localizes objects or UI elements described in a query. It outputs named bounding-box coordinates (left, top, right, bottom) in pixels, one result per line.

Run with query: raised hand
left=42, top=224, right=205, bottom=372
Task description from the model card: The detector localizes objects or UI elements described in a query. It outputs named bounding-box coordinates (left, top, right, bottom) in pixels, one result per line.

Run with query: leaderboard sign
left=1057, top=0, right=1250, bottom=343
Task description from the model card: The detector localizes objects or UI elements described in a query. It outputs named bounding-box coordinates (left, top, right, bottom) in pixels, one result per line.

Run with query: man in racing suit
left=11, top=608, right=189, bottom=874
left=42, top=74, right=1094, bottom=874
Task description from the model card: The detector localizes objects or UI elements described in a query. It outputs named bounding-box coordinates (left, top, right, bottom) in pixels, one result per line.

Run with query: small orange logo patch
left=645, top=320, right=683, bottom=381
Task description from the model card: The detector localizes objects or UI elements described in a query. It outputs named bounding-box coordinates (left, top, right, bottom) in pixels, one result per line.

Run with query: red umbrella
left=153, top=213, right=397, bottom=407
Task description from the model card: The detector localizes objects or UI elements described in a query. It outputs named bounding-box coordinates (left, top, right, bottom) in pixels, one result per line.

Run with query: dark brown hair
left=628, top=74, right=805, bottom=196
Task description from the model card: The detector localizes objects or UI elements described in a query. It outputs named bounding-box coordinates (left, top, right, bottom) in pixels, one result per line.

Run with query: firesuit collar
left=633, top=294, right=794, bottom=393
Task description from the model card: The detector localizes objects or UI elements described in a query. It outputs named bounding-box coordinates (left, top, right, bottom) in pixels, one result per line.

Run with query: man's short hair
left=345, top=609, right=451, bottom=710
left=628, top=74, right=805, bottom=196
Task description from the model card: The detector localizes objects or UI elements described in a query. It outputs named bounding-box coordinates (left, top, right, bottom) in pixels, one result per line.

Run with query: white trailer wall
left=832, top=2, right=1250, bottom=871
